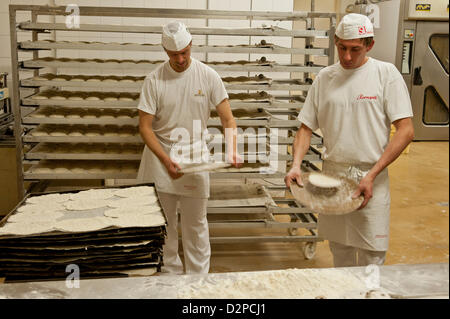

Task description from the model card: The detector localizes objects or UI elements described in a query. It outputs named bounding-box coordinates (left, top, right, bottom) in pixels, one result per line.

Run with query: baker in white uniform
left=137, top=21, right=241, bottom=274
left=285, top=14, right=414, bottom=267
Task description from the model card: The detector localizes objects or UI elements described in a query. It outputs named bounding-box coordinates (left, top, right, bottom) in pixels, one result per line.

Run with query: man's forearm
left=222, top=117, right=238, bottom=156
left=367, top=121, right=414, bottom=181
left=292, top=126, right=312, bottom=168
left=139, top=127, right=170, bottom=165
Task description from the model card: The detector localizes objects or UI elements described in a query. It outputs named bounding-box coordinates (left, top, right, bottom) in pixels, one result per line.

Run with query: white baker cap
left=335, top=13, right=374, bottom=40
left=161, top=21, right=192, bottom=51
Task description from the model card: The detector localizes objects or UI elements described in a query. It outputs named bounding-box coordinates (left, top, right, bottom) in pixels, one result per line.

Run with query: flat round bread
left=114, top=186, right=156, bottom=198
left=308, top=173, right=342, bottom=188
left=31, top=130, right=49, bottom=136
left=104, top=206, right=162, bottom=218
left=32, top=167, right=53, bottom=173
left=32, top=95, right=49, bottom=100
left=54, top=217, right=110, bottom=232
left=8, top=211, right=64, bottom=223
left=109, top=213, right=166, bottom=228
left=107, top=195, right=158, bottom=208
left=64, top=199, right=110, bottom=211
left=290, top=172, right=364, bottom=215
left=86, top=96, right=101, bottom=101
left=69, top=188, right=118, bottom=201
left=0, top=222, right=57, bottom=236
left=26, top=193, right=70, bottom=204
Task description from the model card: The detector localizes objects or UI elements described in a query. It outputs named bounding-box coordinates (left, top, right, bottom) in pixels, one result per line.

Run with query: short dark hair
left=334, top=35, right=374, bottom=47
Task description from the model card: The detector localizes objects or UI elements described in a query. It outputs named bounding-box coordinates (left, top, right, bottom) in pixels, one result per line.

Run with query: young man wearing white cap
left=137, top=21, right=241, bottom=274
left=285, top=14, right=414, bottom=267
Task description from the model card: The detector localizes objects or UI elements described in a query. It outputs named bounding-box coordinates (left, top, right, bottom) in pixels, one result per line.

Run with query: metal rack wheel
left=288, top=227, right=298, bottom=236
left=303, top=242, right=317, bottom=260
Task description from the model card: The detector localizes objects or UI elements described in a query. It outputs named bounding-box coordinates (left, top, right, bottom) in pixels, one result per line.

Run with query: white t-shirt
left=298, top=57, right=413, bottom=165
left=137, top=57, right=228, bottom=198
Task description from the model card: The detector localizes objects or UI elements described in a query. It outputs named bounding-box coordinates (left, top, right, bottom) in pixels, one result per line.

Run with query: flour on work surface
left=177, top=268, right=374, bottom=299
left=69, top=188, right=117, bottom=201
left=107, top=196, right=158, bottom=208
left=104, top=205, right=162, bottom=218
left=113, top=186, right=156, bottom=198
left=309, top=173, right=342, bottom=188
left=64, top=199, right=109, bottom=211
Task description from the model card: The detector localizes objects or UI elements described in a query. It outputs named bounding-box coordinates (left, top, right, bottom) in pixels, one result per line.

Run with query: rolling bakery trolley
left=9, top=4, right=336, bottom=259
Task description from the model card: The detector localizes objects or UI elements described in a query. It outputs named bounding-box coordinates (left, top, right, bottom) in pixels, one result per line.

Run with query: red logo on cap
left=358, top=26, right=367, bottom=35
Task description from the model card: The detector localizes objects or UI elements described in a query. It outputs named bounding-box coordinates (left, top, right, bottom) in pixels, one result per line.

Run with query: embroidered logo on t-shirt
left=194, top=89, right=205, bottom=97
left=357, top=94, right=377, bottom=101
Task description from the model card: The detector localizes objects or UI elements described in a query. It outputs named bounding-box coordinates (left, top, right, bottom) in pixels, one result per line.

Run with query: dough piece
left=308, top=173, right=342, bottom=188
left=110, top=213, right=166, bottom=228
left=70, top=76, right=86, bottom=82
left=32, top=166, right=53, bottom=173
left=104, top=206, right=162, bottom=218
left=68, top=130, right=84, bottom=137
left=31, top=130, right=49, bottom=137
left=8, top=211, right=64, bottom=223
left=69, top=188, right=118, bottom=201
left=0, top=222, right=57, bottom=236
left=49, top=112, right=65, bottom=118
left=53, top=166, right=71, bottom=173
left=49, top=129, right=67, bottom=136
left=104, top=96, right=119, bottom=102
left=54, top=217, right=110, bottom=232
left=114, top=186, right=156, bottom=198
left=50, top=93, right=67, bottom=100
left=32, top=94, right=49, bottom=100
left=68, top=93, right=85, bottom=101
left=26, top=193, right=70, bottom=204
left=86, top=77, right=102, bottom=82
left=64, top=199, right=110, bottom=211
left=85, top=96, right=101, bottom=101
left=85, top=130, right=101, bottom=137
left=107, top=195, right=158, bottom=208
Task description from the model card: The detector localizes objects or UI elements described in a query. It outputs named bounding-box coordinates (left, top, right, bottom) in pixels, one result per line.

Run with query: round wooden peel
left=290, top=172, right=364, bottom=215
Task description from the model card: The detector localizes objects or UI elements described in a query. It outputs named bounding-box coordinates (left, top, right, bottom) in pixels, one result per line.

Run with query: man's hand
left=352, top=174, right=375, bottom=209
left=227, top=152, right=244, bottom=168
left=284, top=166, right=303, bottom=188
left=164, top=158, right=184, bottom=180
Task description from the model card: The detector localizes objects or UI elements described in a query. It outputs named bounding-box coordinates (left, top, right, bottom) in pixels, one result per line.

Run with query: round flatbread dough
left=64, top=199, right=110, bottom=211
left=308, top=173, right=342, bottom=188
left=26, top=193, right=70, bottom=204
left=107, top=195, right=158, bottom=208
left=8, top=211, right=64, bottom=223
left=114, top=186, right=156, bottom=198
left=32, top=167, right=53, bottom=173
left=104, top=206, right=162, bottom=218
left=110, top=213, right=166, bottom=228
left=54, top=217, right=110, bottom=232
left=0, top=221, right=57, bottom=236
left=31, top=130, right=49, bottom=136
left=69, top=188, right=118, bottom=201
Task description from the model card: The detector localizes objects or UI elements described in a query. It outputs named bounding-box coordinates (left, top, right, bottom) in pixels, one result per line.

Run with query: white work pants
left=158, top=192, right=211, bottom=274
left=329, top=241, right=386, bottom=267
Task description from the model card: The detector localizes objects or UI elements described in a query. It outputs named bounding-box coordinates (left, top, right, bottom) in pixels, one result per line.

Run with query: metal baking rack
left=9, top=4, right=335, bottom=256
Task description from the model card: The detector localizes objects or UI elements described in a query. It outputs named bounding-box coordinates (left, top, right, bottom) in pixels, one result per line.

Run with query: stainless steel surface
left=0, top=263, right=447, bottom=299
left=409, top=21, right=449, bottom=140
